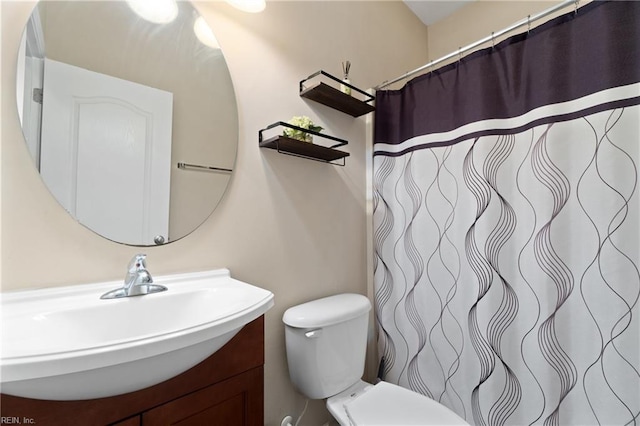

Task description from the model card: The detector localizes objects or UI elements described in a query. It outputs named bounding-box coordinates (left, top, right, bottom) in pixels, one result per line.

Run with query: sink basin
left=0, top=269, right=274, bottom=400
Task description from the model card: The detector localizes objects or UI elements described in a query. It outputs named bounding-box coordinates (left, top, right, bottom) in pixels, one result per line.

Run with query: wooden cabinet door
left=110, top=415, right=140, bottom=426
left=142, top=367, right=263, bottom=426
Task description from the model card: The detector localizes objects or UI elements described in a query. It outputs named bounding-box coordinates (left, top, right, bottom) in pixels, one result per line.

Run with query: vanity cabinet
left=0, top=317, right=265, bottom=426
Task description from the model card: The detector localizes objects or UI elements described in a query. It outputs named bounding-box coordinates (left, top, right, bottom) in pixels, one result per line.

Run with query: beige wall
left=1, top=1, right=428, bottom=424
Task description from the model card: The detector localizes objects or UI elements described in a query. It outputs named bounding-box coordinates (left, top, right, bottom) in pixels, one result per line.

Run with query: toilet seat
left=327, top=381, right=468, bottom=426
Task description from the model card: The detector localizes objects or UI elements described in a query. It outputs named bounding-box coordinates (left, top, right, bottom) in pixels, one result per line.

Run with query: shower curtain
left=373, top=2, right=640, bottom=425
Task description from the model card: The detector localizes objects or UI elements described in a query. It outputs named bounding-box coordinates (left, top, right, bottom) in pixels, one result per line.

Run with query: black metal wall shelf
left=259, top=121, right=350, bottom=166
left=299, top=71, right=375, bottom=118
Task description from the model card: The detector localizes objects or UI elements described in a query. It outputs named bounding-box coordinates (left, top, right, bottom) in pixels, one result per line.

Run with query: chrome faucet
left=100, top=254, right=168, bottom=299
left=123, top=254, right=154, bottom=296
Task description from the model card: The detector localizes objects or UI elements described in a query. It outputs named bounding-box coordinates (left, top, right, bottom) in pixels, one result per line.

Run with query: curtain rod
left=375, top=0, right=578, bottom=90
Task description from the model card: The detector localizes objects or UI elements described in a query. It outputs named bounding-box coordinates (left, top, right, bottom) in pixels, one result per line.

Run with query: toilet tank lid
left=283, top=293, right=371, bottom=328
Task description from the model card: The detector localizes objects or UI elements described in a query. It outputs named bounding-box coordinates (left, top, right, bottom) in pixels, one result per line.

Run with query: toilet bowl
left=283, top=293, right=469, bottom=426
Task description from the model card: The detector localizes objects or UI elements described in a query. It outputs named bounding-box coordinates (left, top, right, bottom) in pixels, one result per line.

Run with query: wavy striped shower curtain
left=373, top=2, right=640, bottom=425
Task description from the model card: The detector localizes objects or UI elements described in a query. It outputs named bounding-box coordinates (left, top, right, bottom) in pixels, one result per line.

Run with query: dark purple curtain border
left=379, top=96, right=640, bottom=157
left=374, top=1, right=640, bottom=151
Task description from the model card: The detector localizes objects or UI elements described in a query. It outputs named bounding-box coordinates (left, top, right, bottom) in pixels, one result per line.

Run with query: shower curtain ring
left=574, top=0, right=579, bottom=14
left=458, top=47, right=462, bottom=63
left=527, top=15, right=531, bottom=33
left=491, top=32, right=495, bottom=50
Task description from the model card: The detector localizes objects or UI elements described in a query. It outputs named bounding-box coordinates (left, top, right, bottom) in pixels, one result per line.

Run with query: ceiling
left=403, top=0, right=473, bottom=26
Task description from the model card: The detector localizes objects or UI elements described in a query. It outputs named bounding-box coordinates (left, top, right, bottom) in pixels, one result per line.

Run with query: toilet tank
left=283, top=293, right=371, bottom=399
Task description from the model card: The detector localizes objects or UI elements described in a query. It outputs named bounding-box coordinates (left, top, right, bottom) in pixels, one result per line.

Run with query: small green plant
left=283, top=116, right=323, bottom=142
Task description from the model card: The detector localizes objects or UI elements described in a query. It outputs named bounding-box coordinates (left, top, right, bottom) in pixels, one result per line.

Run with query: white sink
left=0, top=269, right=274, bottom=400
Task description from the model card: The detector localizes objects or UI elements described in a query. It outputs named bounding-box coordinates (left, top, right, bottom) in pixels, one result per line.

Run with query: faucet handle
left=135, top=254, right=147, bottom=269
left=127, top=254, right=147, bottom=276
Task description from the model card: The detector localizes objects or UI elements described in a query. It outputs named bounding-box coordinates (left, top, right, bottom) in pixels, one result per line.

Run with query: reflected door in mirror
left=40, top=59, right=173, bottom=245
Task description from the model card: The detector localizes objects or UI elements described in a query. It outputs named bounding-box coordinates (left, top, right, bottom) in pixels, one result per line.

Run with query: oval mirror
left=16, top=0, right=238, bottom=246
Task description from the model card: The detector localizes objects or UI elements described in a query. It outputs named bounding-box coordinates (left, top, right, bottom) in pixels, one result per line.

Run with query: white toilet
left=283, top=293, right=469, bottom=426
